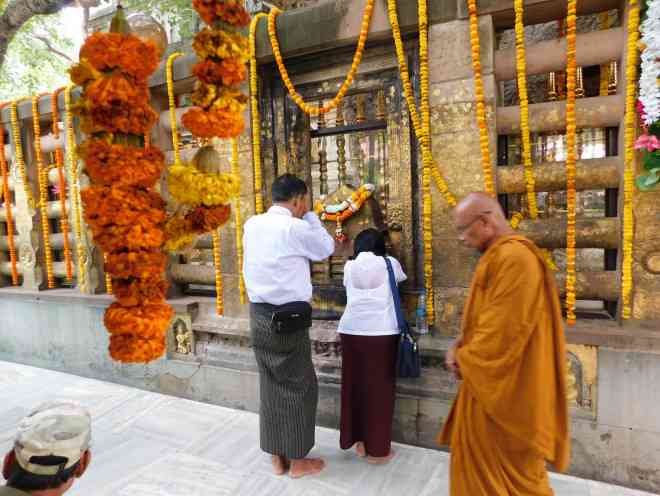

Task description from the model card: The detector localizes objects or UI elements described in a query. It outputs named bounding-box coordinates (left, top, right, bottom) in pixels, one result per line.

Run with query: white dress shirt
left=243, top=205, right=335, bottom=305
left=337, top=252, right=407, bottom=336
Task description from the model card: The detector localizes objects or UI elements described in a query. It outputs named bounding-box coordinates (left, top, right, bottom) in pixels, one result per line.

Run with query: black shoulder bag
left=270, top=301, right=312, bottom=334
left=384, top=257, right=421, bottom=378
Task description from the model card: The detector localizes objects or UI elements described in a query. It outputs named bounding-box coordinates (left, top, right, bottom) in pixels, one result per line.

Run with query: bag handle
left=384, top=257, right=407, bottom=334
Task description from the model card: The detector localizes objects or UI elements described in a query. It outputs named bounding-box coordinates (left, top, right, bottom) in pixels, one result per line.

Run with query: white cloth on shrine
left=243, top=206, right=335, bottom=305
left=338, top=252, right=407, bottom=336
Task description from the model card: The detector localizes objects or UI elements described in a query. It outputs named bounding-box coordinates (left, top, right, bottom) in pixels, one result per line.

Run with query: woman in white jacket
left=337, top=228, right=406, bottom=464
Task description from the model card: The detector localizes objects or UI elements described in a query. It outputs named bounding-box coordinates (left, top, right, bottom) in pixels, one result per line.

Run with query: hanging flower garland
left=51, top=87, right=74, bottom=283
left=267, top=1, right=374, bottom=115
left=467, top=0, right=496, bottom=195
left=249, top=13, right=267, bottom=214
left=170, top=1, right=247, bottom=315
left=564, top=0, right=578, bottom=324
left=0, top=102, right=18, bottom=284
left=635, top=0, right=660, bottom=191
left=32, top=95, right=56, bottom=288
left=70, top=6, right=171, bottom=363
left=387, top=0, right=456, bottom=207
left=314, top=184, right=374, bottom=242
left=64, top=86, right=88, bottom=292
left=9, top=101, right=36, bottom=210
left=621, top=0, right=641, bottom=319
left=513, top=0, right=538, bottom=218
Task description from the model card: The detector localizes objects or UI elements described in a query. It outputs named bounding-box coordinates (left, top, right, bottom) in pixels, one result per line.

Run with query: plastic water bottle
left=416, top=291, right=429, bottom=335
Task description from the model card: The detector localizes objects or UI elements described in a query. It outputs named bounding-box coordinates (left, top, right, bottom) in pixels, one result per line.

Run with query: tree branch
left=34, top=34, right=73, bottom=62
left=0, top=0, right=75, bottom=69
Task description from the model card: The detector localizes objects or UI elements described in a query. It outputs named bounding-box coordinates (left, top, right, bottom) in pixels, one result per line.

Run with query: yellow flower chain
left=267, top=2, right=374, bottom=115
left=104, top=253, right=113, bottom=295
left=565, top=0, right=578, bottom=324
left=514, top=0, right=538, bottom=219
left=32, top=95, right=55, bottom=288
left=166, top=52, right=185, bottom=166
left=621, top=0, right=640, bottom=319
left=231, top=137, right=246, bottom=304
left=9, top=101, right=36, bottom=210
left=387, top=0, right=456, bottom=207
left=467, top=0, right=496, bottom=195
left=212, top=229, right=224, bottom=315
left=249, top=13, right=267, bottom=214
left=0, top=102, right=18, bottom=285
left=65, top=86, right=87, bottom=292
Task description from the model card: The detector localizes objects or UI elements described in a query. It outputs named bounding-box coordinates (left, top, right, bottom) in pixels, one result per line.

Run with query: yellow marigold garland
left=565, top=0, right=578, bottom=324
left=467, top=0, right=496, bottom=195
left=9, top=101, right=36, bottom=210
left=249, top=13, right=267, bottom=214
left=212, top=229, right=224, bottom=315
left=64, top=86, right=87, bottom=292
left=267, top=2, right=374, bottom=115
left=514, top=0, right=538, bottom=219
left=0, top=102, right=18, bottom=285
left=387, top=0, right=456, bottom=207
left=104, top=253, right=113, bottom=294
left=167, top=52, right=184, bottom=166
left=32, top=95, right=55, bottom=288
left=231, top=137, right=246, bottom=304
left=621, top=0, right=640, bottom=319
left=52, top=88, right=73, bottom=282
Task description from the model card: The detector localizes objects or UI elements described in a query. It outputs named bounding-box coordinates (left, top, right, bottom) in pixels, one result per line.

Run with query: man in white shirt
left=243, top=174, right=335, bottom=479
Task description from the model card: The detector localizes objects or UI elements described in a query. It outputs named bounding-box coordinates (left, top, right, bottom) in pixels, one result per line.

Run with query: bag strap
left=384, top=257, right=406, bottom=334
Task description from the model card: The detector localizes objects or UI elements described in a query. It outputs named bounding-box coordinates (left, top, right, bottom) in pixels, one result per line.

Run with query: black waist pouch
left=270, top=301, right=312, bottom=334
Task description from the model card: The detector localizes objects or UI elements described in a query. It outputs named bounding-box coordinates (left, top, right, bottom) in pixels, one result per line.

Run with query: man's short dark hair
left=272, top=174, right=308, bottom=203
left=6, top=455, right=80, bottom=491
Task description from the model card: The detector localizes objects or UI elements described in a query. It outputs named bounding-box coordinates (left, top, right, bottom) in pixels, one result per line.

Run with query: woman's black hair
left=271, top=174, right=308, bottom=202
left=353, top=228, right=387, bottom=258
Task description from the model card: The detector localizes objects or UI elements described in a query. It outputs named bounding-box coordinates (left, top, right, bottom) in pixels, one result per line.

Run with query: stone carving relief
left=169, top=315, right=195, bottom=358
left=566, top=344, right=598, bottom=418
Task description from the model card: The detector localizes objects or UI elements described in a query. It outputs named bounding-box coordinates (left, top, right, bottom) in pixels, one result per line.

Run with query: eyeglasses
left=456, top=210, right=492, bottom=233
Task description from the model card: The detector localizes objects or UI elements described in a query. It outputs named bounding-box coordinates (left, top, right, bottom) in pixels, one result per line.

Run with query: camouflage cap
left=13, top=401, right=91, bottom=476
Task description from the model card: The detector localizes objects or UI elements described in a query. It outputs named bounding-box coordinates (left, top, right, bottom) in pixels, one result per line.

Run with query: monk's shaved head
left=454, top=192, right=513, bottom=252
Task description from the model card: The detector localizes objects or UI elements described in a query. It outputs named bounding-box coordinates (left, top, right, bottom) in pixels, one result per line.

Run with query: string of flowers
left=249, top=13, right=267, bottom=214
left=386, top=0, right=456, bottom=207
left=64, top=86, right=87, bottom=292
left=635, top=0, right=660, bottom=191
left=51, top=87, right=73, bottom=282
left=212, top=230, right=224, bottom=314
left=0, top=102, right=18, bottom=284
left=9, top=101, right=36, bottom=210
left=467, top=0, right=495, bottom=195
left=267, top=1, right=374, bottom=115
left=32, top=95, right=56, bottom=288
left=70, top=6, right=171, bottom=363
left=565, top=0, right=578, bottom=324
left=513, top=0, right=538, bottom=218
left=621, top=0, right=641, bottom=319
left=231, top=137, right=246, bottom=304
left=166, top=53, right=184, bottom=166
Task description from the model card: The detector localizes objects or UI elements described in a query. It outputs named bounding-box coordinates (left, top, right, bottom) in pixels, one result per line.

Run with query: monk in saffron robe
left=437, top=192, right=570, bottom=495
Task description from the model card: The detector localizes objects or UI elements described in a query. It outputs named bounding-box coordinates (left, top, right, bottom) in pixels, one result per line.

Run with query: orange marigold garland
left=51, top=88, right=74, bottom=283
left=0, top=103, right=18, bottom=285
left=70, top=6, right=172, bottom=363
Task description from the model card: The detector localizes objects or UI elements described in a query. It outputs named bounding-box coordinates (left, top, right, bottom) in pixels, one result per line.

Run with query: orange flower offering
left=182, top=107, right=244, bottom=138
left=192, top=0, right=250, bottom=27
left=193, top=58, right=247, bottom=87
left=192, top=28, right=250, bottom=63
left=74, top=6, right=172, bottom=363
left=112, top=276, right=169, bottom=307
left=78, top=32, right=160, bottom=82
left=78, top=139, right=165, bottom=188
left=186, top=204, right=232, bottom=233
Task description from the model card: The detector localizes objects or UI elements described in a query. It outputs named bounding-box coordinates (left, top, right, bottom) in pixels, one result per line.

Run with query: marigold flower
left=186, top=204, right=231, bottom=233
left=192, top=28, right=249, bottom=63
left=182, top=107, right=244, bottom=139
left=192, top=58, right=247, bottom=87
left=104, top=302, right=173, bottom=338
left=79, top=32, right=159, bottom=82
left=109, top=333, right=167, bottom=363
left=112, top=276, right=169, bottom=307
left=105, top=249, right=167, bottom=279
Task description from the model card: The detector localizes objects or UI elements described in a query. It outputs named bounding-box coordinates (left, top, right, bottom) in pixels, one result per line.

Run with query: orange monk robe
left=437, top=235, right=570, bottom=495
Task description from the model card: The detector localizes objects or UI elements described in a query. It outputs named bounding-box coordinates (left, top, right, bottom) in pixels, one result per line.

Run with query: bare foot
left=355, top=442, right=366, bottom=458
left=271, top=455, right=288, bottom=476
left=367, top=450, right=395, bottom=465
left=289, top=457, right=326, bottom=479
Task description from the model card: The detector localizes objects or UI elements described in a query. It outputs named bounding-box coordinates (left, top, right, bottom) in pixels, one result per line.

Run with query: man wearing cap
left=1, top=401, right=92, bottom=495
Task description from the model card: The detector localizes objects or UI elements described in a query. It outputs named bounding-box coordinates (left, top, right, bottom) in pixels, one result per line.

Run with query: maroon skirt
left=339, top=333, right=399, bottom=457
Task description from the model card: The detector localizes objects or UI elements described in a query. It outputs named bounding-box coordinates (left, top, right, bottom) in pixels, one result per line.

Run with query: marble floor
left=0, top=360, right=654, bottom=496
